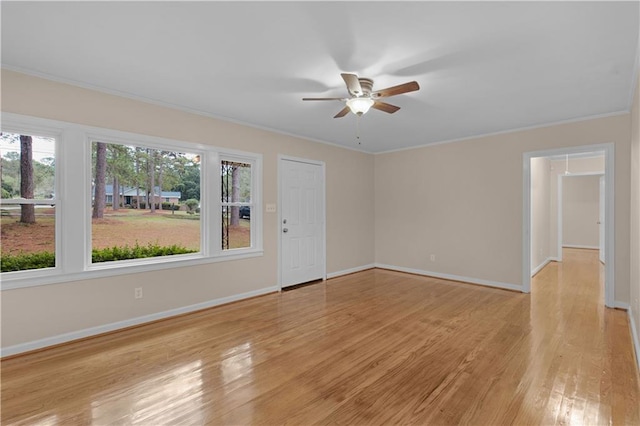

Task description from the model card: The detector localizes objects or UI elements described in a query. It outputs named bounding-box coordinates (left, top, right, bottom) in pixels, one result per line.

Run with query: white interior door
left=280, top=158, right=325, bottom=288
left=599, top=175, right=605, bottom=263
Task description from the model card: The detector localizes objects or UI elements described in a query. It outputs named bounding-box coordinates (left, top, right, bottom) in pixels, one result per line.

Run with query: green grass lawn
left=1, top=208, right=251, bottom=264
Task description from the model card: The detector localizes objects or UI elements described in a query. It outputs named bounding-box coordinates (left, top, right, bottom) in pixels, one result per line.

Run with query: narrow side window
left=1, top=132, right=56, bottom=272
left=221, top=160, right=252, bottom=250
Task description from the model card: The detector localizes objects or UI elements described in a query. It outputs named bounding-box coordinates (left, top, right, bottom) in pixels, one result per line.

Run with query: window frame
left=0, top=121, right=62, bottom=278
left=1, top=113, right=263, bottom=290
left=219, top=155, right=258, bottom=252
left=85, top=135, right=207, bottom=268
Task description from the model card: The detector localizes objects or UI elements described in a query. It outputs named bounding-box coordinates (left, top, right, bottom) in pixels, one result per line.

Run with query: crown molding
left=1, top=66, right=371, bottom=155
left=375, top=110, right=630, bottom=155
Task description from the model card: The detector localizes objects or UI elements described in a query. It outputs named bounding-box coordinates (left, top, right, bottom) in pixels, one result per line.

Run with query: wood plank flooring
left=2, top=248, right=639, bottom=425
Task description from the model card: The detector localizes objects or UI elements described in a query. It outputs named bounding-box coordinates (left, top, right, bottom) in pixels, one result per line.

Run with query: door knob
left=283, top=228, right=288, bottom=233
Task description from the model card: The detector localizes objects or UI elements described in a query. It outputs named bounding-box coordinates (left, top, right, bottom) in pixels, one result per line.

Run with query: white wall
left=375, top=114, right=631, bottom=301
left=0, top=71, right=376, bottom=350
left=562, top=175, right=601, bottom=249
left=531, top=157, right=551, bottom=272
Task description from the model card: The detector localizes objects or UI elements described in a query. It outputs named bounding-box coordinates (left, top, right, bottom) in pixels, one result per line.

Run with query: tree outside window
left=90, top=140, right=201, bottom=263
left=0, top=132, right=56, bottom=272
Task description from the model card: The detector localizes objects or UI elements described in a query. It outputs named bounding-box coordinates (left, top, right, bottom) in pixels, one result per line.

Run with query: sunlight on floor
left=90, top=360, right=203, bottom=425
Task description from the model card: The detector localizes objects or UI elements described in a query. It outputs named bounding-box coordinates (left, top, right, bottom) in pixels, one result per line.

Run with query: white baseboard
left=374, top=263, right=523, bottom=292
left=562, top=244, right=599, bottom=250
left=531, top=257, right=554, bottom=277
left=629, top=309, right=640, bottom=372
left=326, top=264, right=375, bottom=279
left=1, top=286, right=278, bottom=358
left=614, top=301, right=630, bottom=310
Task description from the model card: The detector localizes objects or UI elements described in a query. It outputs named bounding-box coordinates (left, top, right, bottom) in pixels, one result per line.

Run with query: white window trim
left=1, top=112, right=263, bottom=291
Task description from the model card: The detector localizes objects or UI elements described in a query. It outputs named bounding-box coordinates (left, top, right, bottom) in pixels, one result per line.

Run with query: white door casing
left=599, top=175, right=605, bottom=263
left=279, top=157, right=325, bottom=288
left=522, top=143, right=614, bottom=307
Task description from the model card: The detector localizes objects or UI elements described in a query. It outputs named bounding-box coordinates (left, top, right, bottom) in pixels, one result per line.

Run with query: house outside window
left=90, top=140, right=200, bottom=264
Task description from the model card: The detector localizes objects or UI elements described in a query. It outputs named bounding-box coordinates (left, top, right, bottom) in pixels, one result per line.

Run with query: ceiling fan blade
left=333, top=106, right=350, bottom=118
left=371, top=81, right=420, bottom=98
left=302, top=97, right=345, bottom=101
left=372, top=101, right=400, bottom=114
left=341, top=73, right=363, bottom=96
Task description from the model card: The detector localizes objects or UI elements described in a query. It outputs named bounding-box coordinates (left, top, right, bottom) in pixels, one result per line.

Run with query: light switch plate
left=266, top=203, right=276, bottom=213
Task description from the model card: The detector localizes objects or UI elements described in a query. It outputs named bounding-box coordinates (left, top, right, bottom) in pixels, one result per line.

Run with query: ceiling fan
left=303, top=73, right=420, bottom=118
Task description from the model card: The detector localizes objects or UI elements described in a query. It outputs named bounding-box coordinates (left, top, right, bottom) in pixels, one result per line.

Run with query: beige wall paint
left=531, top=157, right=551, bottom=271
left=562, top=175, right=601, bottom=248
left=1, top=69, right=635, bottom=352
left=375, top=114, right=631, bottom=300
left=630, top=70, right=640, bottom=363
left=1, top=71, right=375, bottom=348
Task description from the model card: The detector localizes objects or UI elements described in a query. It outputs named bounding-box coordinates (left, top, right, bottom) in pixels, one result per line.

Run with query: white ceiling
left=2, top=2, right=638, bottom=153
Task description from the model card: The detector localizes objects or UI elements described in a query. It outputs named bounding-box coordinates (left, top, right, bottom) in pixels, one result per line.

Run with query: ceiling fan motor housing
left=358, top=78, right=374, bottom=97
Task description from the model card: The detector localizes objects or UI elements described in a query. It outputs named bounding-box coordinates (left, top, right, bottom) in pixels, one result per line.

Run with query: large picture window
left=1, top=131, right=57, bottom=272
left=90, top=140, right=202, bottom=264
left=1, top=113, right=262, bottom=289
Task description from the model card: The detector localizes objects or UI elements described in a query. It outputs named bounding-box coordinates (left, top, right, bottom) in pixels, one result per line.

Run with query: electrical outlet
left=430, top=254, right=436, bottom=262
left=134, top=287, right=143, bottom=299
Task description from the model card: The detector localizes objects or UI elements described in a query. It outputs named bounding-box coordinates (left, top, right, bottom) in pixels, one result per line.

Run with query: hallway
left=529, top=247, right=638, bottom=424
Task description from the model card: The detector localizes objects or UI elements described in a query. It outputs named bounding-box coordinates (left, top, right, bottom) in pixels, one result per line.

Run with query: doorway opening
left=558, top=172, right=605, bottom=262
left=523, top=143, right=614, bottom=307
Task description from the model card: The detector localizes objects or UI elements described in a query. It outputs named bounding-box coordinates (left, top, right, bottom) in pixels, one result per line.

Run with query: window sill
left=0, top=249, right=264, bottom=291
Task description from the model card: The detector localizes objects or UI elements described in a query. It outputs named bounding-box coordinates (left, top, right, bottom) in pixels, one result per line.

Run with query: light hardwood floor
left=2, top=248, right=639, bottom=425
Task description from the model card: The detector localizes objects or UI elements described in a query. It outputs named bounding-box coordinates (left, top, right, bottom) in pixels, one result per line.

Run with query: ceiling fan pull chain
left=356, top=115, right=361, bottom=144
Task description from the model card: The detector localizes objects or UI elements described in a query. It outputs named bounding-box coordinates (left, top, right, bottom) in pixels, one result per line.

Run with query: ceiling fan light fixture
left=346, top=97, right=374, bottom=115
left=302, top=73, right=418, bottom=119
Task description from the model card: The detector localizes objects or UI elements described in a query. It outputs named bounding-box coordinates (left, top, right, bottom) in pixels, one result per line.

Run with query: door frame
left=277, top=155, right=326, bottom=290
left=599, top=175, right=605, bottom=263
left=522, top=143, right=615, bottom=307
left=557, top=172, right=604, bottom=262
